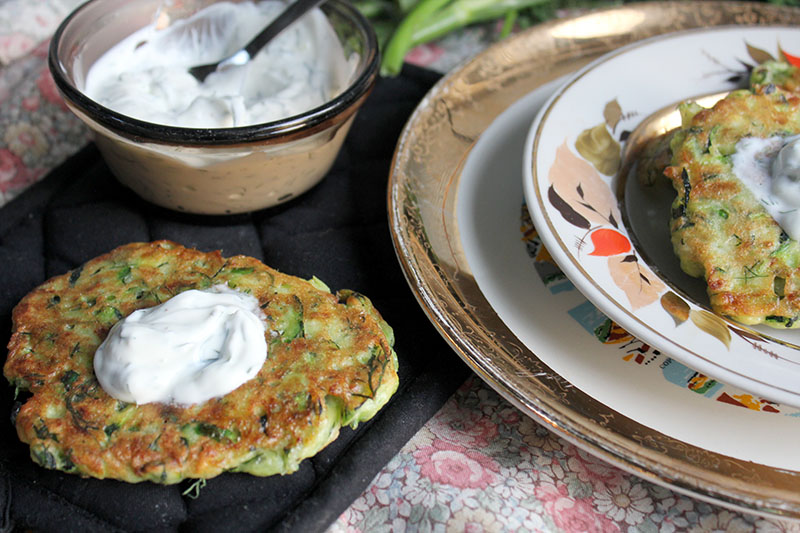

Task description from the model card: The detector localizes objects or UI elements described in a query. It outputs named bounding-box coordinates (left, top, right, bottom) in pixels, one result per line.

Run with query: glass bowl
left=49, top=0, right=379, bottom=214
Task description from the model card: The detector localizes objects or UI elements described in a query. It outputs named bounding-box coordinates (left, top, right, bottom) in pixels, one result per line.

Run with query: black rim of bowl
left=48, top=0, right=380, bottom=146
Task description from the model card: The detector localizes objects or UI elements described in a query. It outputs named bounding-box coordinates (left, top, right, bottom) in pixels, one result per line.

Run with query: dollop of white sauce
left=83, top=1, right=352, bottom=128
left=771, top=137, right=800, bottom=203
left=94, top=284, right=267, bottom=405
left=731, top=134, right=800, bottom=240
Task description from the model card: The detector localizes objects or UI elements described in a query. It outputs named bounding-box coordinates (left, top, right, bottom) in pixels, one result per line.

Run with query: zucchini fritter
left=664, top=62, right=800, bottom=327
left=4, top=241, right=399, bottom=483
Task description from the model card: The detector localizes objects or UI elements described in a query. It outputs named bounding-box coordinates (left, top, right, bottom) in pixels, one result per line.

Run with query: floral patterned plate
left=462, top=75, right=800, bottom=466
left=524, top=26, right=800, bottom=408
left=391, top=2, right=800, bottom=520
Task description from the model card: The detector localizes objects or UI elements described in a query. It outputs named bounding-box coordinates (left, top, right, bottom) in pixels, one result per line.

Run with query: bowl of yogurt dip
left=49, top=0, right=378, bottom=214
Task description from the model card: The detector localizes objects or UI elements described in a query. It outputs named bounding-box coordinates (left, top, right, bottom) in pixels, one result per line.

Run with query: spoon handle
left=244, top=0, right=327, bottom=58
left=189, top=0, right=327, bottom=82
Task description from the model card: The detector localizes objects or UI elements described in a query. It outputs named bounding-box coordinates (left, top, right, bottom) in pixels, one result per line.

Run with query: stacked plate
left=388, top=2, right=800, bottom=520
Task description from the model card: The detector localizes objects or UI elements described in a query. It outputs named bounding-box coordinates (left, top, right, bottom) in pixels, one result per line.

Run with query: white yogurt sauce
left=83, top=1, right=351, bottom=128
left=94, top=284, right=267, bottom=405
left=731, top=134, right=800, bottom=240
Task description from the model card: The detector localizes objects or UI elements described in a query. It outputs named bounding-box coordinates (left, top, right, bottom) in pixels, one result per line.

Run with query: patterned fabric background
left=2, top=1, right=799, bottom=531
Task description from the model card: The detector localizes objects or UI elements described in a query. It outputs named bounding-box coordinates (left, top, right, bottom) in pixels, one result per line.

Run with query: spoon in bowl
left=188, top=0, right=326, bottom=83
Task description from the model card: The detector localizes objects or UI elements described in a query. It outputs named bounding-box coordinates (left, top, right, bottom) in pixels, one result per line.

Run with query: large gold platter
left=388, top=1, right=800, bottom=519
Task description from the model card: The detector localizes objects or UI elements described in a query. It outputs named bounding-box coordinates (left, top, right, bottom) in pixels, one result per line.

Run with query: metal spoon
left=188, top=0, right=326, bottom=83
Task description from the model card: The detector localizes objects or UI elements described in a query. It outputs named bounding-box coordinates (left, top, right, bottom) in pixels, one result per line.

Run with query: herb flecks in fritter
left=663, top=61, right=800, bottom=328
left=4, top=241, right=399, bottom=483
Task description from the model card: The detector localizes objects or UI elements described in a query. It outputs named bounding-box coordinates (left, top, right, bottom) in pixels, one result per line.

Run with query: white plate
left=463, top=82, right=800, bottom=472
left=389, top=3, right=800, bottom=518
left=524, top=26, right=800, bottom=407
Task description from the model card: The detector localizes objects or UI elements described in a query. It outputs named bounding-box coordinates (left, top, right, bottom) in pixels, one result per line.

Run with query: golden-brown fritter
left=664, top=66, right=800, bottom=327
left=4, top=241, right=398, bottom=483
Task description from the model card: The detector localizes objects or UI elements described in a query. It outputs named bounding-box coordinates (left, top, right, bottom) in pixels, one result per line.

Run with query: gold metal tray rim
left=388, top=1, right=800, bottom=519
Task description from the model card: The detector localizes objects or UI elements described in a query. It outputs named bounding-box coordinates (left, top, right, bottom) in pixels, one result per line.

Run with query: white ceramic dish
left=463, top=81, right=800, bottom=471
left=389, top=2, right=800, bottom=518
left=524, top=26, right=800, bottom=408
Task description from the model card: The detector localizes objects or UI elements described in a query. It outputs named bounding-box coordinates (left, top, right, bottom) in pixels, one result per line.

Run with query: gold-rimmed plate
left=389, top=1, right=800, bottom=520
left=525, top=26, right=800, bottom=407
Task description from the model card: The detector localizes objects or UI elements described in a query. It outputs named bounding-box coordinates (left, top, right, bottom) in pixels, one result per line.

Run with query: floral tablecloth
left=2, top=1, right=799, bottom=531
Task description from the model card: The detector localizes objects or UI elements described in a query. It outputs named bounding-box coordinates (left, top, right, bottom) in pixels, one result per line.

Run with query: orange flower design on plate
left=547, top=139, right=664, bottom=310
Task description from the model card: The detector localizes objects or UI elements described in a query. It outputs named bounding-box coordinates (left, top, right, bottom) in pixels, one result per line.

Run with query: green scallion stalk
left=380, top=0, right=551, bottom=76
left=381, top=0, right=451, bottom=76
left=373, top=0, right=793, bottom=77
left=499, top=10, right=518, bottom=39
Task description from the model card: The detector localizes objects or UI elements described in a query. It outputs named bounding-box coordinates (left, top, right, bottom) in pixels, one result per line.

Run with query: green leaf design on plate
left=690, top=309, right=731, bottom=349
left=575, top=123, right=620, bottom=176
left=661, top=291, right=690, bottom=325
left=603, top=99, right=623, bottom=131
left=746, top=42, right=774, bottom=65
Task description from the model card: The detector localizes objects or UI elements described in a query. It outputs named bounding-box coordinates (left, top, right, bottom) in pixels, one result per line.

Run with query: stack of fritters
left=4, top=241, right=399, bottom=483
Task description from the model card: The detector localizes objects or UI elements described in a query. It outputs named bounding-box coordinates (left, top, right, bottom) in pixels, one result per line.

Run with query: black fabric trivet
left=0, top=64, right=470, bottom=533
